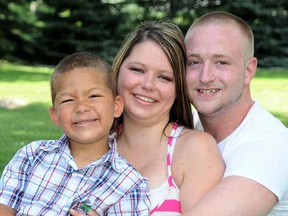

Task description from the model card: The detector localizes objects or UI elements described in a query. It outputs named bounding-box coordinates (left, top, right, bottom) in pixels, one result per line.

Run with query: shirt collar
left=39, top=133, right=127, bottom=173
left=39, top=134, right=68, bottom=152
left=97, top=133, right=127, bottom=173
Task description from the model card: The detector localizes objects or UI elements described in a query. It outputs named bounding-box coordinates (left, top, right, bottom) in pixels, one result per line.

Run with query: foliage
left=35, top=0, right=128, bottom=64
left=133, top=0, right=288, bottom=67
left=0, top=0, right=287, bottom=67
left=228, top=0, right=288, bottom=67
left=0, top=0, right=39, bottom=61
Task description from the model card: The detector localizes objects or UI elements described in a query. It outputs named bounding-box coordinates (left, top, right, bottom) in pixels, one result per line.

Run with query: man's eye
left=217, top=61, right=227, bottom=65
left=187, top=60, right=200, bottom=66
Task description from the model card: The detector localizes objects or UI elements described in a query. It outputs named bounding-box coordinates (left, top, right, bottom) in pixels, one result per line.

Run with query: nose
left=141, top=73, right=155, bottom=90
left=75, top=100, right=90, bottom=114
left=200, top=63, right=216, bottom=84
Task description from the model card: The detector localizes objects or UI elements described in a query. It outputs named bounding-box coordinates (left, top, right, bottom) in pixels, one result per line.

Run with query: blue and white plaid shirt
left=0, top=134, right=150, bottom=215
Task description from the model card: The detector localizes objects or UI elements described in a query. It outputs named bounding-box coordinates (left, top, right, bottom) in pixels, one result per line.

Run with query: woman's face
left=117, top=40, right=176, bottom=124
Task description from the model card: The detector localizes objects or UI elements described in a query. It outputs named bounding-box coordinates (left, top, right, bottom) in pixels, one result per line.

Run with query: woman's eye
left=131, top=67, right=143, bottom=73
left=159, top=75, right=172, bottom=82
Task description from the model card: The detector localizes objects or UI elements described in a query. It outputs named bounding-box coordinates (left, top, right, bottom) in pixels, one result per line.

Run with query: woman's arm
left=175, top=130, right=225, bottom=213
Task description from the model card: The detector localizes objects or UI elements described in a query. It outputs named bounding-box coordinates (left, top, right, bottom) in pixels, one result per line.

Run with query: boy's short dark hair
left=50, top=52, right=116, bottom=106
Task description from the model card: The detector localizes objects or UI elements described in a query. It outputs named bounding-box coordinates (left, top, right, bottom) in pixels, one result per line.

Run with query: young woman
left=71, top=20, right=225, bottom=216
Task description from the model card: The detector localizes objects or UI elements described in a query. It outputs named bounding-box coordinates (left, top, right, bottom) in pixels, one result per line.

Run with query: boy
left=0, top=52, right=150, bottom=215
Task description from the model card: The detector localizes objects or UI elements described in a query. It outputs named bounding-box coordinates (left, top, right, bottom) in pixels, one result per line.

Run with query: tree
left=36, top=0, right=127, bottom=64
left=1, top=0, right=287, bottom=67
left=0, top=0, right=38, bottom=61
left=184, top=0, right=288, bottom=67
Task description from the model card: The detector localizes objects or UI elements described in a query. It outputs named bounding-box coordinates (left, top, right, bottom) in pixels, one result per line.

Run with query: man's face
left=185, top=23, right=250, bottom=117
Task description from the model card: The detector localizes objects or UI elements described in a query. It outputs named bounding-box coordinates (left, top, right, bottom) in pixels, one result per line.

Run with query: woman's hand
left=69, top=208, right=99, bottom=216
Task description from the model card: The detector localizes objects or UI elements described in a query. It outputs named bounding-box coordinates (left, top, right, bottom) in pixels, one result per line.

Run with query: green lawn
left=251, top=68, right=288, bottom=126
left=0, top=61, right=287, bottom=175
left=0, top=61, right=62, bottom=175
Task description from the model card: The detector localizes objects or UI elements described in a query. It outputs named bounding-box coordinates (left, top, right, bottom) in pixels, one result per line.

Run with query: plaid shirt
left=0, top=134, right=150, bottom=215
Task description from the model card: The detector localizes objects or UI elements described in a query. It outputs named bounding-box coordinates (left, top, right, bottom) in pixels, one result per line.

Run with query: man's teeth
left=136, top=95, right=156, bottom=103
left=199, top=89, right=219, bottom=94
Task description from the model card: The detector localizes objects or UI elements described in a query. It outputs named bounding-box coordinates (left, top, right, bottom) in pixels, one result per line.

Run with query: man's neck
left=199, top=100, right=254, bottom=143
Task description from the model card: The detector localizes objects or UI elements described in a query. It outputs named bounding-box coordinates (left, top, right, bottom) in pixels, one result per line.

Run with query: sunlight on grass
left=0, top=61, right=52, bottom=105
left=251, top=68, right=288, bottom=126
left=0, top=62, right=60, bottom=174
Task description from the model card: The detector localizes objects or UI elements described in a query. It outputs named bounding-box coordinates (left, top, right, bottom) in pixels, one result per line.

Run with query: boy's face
left=49, top=67, right=123, bottom=147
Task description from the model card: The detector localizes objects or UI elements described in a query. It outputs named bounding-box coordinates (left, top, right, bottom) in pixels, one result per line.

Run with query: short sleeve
left=0, top=145, right=32, bottom=209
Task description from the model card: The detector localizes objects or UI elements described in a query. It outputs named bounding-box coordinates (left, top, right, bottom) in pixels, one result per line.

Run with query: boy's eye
left=61, top=99, right=73, bottom=104
left=90, top=94, right=101, bottom=98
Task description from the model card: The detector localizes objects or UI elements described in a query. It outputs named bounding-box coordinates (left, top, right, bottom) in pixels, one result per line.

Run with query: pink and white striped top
left=150, top=122, right=183, bottom=215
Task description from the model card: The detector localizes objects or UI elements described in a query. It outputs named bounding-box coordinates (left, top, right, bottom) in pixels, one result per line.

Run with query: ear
left=49, top=106, right=60, bottom=126
left=244, top=57, right=257, bottom=85
left=113, top=95, right=124, bottom=118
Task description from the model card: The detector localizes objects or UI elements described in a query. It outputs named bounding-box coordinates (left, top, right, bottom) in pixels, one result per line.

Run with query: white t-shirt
left=194, top=101, right=288, bottom=215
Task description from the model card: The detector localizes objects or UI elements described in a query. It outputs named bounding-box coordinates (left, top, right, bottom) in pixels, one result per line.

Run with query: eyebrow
left=187, top=53, right=231, bottom=59
left=56, top=87, right=105, bottom=97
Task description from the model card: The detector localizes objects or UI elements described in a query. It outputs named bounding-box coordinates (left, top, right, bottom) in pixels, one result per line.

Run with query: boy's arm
left=0, top=145, right=32, bottom=214
left=0, top=204, right=17, bottom=216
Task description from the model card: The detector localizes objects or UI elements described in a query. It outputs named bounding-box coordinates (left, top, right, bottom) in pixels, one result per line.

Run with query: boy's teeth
left=77, top=120, right=94, bottom=124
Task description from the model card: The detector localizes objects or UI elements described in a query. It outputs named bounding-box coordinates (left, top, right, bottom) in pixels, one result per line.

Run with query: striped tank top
left=150, top=122, right=183, bottom=215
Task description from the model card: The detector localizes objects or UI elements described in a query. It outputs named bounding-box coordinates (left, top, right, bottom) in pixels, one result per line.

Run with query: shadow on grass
left=256, top=69, right=288, bottom=79
left=271, top=111, right=288, bottom=127
left=0, top=102, right=62, bottom=175
left=0, top=65, right=53, bottom=82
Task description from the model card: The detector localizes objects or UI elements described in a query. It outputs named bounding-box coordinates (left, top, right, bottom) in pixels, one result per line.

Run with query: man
left=184, top=11, right=288, bottom=215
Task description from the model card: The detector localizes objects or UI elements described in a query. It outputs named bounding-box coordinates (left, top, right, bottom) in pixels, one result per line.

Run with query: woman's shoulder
left=177, top=127, right=217, bottom=150
left=171, top=127, right=224, bottom=189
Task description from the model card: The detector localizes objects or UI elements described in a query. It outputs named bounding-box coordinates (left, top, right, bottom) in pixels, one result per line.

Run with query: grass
left=0, top=61, right=62, bottom=175
left=0, top=61, right=288, bottom=175
left=251, top=68, right=288, bottom=126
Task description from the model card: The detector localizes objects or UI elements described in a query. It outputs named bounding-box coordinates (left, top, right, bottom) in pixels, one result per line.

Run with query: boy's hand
left=69, top=208, right=99, bottom=216
left=0, top=204, right=17, bottom=216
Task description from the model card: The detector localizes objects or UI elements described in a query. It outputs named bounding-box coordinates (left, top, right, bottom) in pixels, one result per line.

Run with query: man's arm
left=183, top=176, right=278, bottom=216
left=0, top=204, right=17, bottom=216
